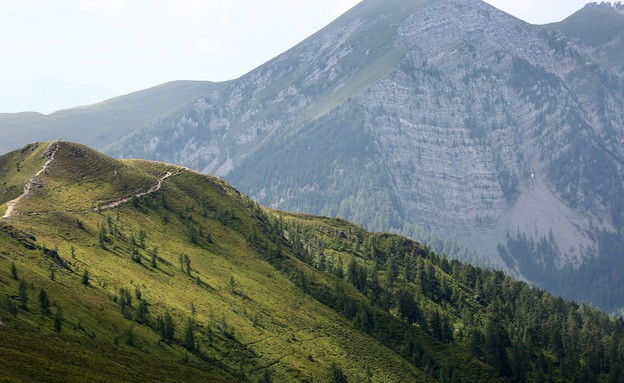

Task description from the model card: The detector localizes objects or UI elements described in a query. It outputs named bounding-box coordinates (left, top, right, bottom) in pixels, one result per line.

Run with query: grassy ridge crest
left=1, top=142, right=622, bottom=382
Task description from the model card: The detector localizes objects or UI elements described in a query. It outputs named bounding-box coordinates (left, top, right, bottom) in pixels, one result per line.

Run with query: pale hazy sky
left=0, top=0, right=591, bottom=114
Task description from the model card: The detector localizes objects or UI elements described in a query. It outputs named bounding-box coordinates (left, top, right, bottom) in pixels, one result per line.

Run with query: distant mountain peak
left=586, top=1, right=624, bottom=12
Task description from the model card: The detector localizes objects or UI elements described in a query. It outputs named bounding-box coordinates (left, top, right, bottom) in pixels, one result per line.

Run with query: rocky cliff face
left=356, top=0, right=624, bottom=264
left=108, top=0, right=624, bottom=310
left=552, top=2, right=624, bottom=78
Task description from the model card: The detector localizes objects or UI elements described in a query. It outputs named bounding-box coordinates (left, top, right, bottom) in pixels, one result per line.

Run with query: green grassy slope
left=1, top=142, right=622, bottom=383
left=0, top=143, right=48, bottom=207
left=0, top=142, right=432, bottom=382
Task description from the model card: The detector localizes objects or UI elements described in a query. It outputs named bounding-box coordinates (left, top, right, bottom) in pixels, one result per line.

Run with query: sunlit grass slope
left=0, top=142, right=431, bottom=382
left=1, top=142, right=622, bottom=383
left=0, top=143, right=47, bottom=207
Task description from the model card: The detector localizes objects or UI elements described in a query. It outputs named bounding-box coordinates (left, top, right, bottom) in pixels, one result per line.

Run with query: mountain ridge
left=0, top=141, right=433, bottom=382
left=2, top=141, right=624, bottom=382
left=0, top=81, right=221, bottom=155
left=550, top=1, right=624, bottom=78
left=1, top=0, right=624, bottom=312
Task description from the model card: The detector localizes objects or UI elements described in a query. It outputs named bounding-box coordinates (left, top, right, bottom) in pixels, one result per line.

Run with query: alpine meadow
left=1, top=141, right=624, bottom=382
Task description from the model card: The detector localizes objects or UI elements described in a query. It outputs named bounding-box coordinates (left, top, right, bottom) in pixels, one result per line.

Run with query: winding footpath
left=2, top=141, right=60, bottom=219
left=95, top=169, right=178, bottom=211
left=2, top=141, right=179, bottom=219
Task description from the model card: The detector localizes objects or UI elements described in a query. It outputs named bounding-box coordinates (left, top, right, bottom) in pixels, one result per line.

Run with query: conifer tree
left=368, top=265, right=381, bottom=305
left=98, top=223, right=107, bottom=249
left=347, top=256, right=358, bottom=284
left=258, top=370, right=272, bottom=383
left=184, top=255, right=191, bottom=275
left=119, top=287, right=133, bottom=319
left=228, top=275, right=237, bottom=293
left=10, top=262, right=17, bottom=280
left=18, top=279, right=28, bottom=309
left=484, top=312, right=512, bottom=377
left=163, top=311, right=175, bottom=344
left=38, top=288, right=51, bottom=315
left=150, top=247, right=158, bottom=268
left=386, top=257, right=398, bottom=285
left=125, top=325, right=136, bottom=346
left=136, top=300, right=149, bottom=324
left=329, top=362, right=347, bottom=383
left=138, top=228, right=147, bottom=248
left=54, top=308, right=63, bottom=333
left=184, top=317, right=195, bottom=352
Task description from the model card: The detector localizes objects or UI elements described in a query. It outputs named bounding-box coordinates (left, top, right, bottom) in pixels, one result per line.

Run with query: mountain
left=551, top=2, right=624, bottom=78
left=0, top=80, right=221, bottom=155
left=2, top=0, right=624, bottom=312
left=106, top=0, right=624, bottom=311
left=1, top=141, right=624, bottom=382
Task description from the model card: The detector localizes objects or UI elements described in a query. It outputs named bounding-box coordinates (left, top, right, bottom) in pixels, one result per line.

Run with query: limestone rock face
left=552, top=2, right=624, bottom=78
left=108, top=0, right=624, bottom=309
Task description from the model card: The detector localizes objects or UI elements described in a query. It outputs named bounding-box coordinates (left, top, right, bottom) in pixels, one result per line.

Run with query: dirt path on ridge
left=94, top=169, right=178, bottom=211
left=2, top=141, right=60, bottom=219
left=2, top=141, right=179, bottom=218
